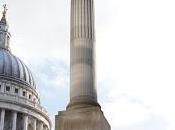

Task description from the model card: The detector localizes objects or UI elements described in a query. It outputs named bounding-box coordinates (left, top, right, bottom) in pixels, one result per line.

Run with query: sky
left=0, top=0, right=175, bottom=130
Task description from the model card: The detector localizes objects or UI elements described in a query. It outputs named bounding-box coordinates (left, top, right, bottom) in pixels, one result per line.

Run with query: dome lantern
left=0, top=4, right=11, bottom=51
left=1, top=4, right=8, bottom=24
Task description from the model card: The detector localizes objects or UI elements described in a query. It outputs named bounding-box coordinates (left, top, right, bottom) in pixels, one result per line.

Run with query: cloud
left=117, top=115, right=168, bottom=130
left=32, top=59, right=69, bottom=89
left=101, top=88, right=169, bottom=130
left=28, top=58, right=69, bottom=129
left=104, top=98, right=150, bottom=127
left=95, top=0, right=175, bottom=129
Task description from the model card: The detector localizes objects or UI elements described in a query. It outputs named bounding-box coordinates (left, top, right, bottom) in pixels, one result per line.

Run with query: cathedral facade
left=0, top=5, right=51, bottom=130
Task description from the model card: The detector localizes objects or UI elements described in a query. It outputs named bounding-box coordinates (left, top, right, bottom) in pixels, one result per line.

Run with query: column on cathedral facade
left=23, top=114, right=28, bottom=130
left=12, top=111, right=17, bottom=130
left=38, top=121, right=44, bottom=130
left=0, top=109, right=5, bottom=130
left=33, top=118, right=37, bottom=130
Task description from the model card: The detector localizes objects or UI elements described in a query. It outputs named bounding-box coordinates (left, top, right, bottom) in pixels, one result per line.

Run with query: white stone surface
left=70, top=0, right=97, bottom=104
left=33, top=118, right=37, bottom=130
left=0, top=109, right=5, bottom=130
left=12, top=111, right=17, bottom=130
left=23, top=115, right=28, bottom=130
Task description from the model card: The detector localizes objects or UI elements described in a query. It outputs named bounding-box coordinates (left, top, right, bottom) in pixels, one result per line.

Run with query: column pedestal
left=55, top=106, right=110, bottom=130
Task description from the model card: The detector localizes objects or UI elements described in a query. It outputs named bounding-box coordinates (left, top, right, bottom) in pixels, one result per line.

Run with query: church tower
left=55, top=0, right=110, bottom=130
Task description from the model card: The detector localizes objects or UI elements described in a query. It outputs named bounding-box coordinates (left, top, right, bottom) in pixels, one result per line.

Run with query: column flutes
left=70, top=0, right=98, bottom=107
left=23, top=114, right=28, bottom=130
left=12, top=111, right=17, bottom=130
left=33, top=119, right=37, bottom=130
left=71, top=0, right=94, bottom=39
left=38, top=122, right=44, bottom=130
left=0, top=109, right=5, bottom=130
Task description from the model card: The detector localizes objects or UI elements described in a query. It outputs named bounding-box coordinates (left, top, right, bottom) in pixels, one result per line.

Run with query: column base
left=67, top=96, right=101, bottom=110
left=55, top=106, right=110, bottom=130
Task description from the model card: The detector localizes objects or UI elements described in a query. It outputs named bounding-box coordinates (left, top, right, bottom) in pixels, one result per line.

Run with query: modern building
left=0, top=5, right=51, bottom=130
left=55, top=0, right=110, bottom=130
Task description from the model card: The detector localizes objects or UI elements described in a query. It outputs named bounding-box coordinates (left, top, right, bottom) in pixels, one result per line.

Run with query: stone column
left=19, top=88, right=23, bottom=97
left=69, top=0, right=99, bottom=108
left=38, top=121, right=44, bottom=130
left=55, top=0, right=111, bottom=129
left=43, top=126, right=46, bottom=130
left=44, top=126, right=48, bottom=130
left=40, top=123, right=44, bottom=130
left=0, top=83, right=1, bottom=92
left=0, top=109, right=5, bottom=130
left=23, top=115, right=28, bottom=130
left=12, top=111, right=17, bottom=130
left=1, top=83, right=5, bottom=93
left=33, top=119, right=37, bottom=130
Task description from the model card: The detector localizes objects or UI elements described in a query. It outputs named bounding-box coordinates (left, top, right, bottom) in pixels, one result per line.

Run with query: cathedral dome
left=0, top=5, right=35, bottom=89
left=0, top=5, right=51, bottom=130
left=0, top=49, right=36, bottom=88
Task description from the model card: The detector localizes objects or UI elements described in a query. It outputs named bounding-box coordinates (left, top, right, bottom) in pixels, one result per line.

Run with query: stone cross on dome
left=0, top=4, right=8, bottom=24
left=3, top=4, right=7, bottom=16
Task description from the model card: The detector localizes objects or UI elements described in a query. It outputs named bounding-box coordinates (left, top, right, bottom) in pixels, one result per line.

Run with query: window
left=23, top=91, right=26, bottom=96
left=29, top=95, right=31, bottom=99
left=15, top=88, right=19, bottom=94
left=6, top=86, right=10, bottom=92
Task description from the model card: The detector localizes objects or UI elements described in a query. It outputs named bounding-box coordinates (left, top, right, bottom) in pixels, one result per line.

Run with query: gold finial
left=2, top=4, right=7, bottom=16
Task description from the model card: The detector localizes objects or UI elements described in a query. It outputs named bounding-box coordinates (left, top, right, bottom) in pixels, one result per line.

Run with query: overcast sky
left=1, top=0, right=175, bottom=130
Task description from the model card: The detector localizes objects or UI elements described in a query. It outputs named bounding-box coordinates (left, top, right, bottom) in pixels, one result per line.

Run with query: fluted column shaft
left=33, top=119, right=37, bottom=130
left=0, top=109, right=5, bottom=130
left=71, top=0, right=95, bottom=39
left=70, top=0, right=98, bottom=106
left=38, top=122, right=44, bottom=130
left=12, top=111, right=17, bottom=130
left=23, top=115, right=28, bottom=130
left=0, top=83, right=4, bottom=93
